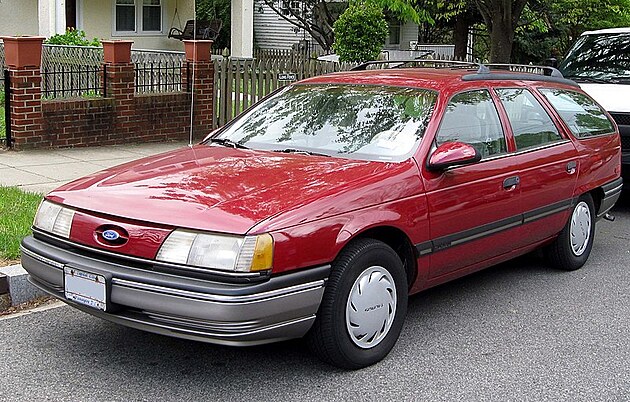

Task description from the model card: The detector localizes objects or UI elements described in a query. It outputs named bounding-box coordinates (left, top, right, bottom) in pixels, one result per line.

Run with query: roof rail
left=349, top=59, right=568, bottom=81
left=480, top=63, right=564, bottom=77
left=350, top=58, right=480, bottom=71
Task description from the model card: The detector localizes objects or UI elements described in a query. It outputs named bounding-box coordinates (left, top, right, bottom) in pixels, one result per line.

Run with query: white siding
left=253, top=3, right=313, bottom=50
left=400, top=22, right=418, bottom=50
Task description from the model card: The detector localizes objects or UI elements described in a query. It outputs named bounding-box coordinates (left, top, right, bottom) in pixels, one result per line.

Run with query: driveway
left=1, top=197, right=628, bottom=401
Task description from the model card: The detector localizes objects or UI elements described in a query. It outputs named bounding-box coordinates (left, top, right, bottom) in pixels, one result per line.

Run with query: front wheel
left=545, top=194, right=596, bottom=271
left=306, top=239, right=408, bottom=369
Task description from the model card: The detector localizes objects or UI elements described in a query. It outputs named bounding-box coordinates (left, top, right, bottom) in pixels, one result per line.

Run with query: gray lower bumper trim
left=21, top=236, right=328, bottom=345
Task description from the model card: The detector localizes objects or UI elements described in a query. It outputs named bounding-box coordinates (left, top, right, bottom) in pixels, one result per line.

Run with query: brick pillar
left=183, top=40, right=214, bottom=138
left=101, top=41, right=135, bottom=143
left=1, top=36, right=46, bottom=149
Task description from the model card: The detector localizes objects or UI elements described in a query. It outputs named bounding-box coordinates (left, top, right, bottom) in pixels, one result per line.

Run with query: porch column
left=231, top=0, right=254, bottom=59
left=38, top=0, right=67, bottom=36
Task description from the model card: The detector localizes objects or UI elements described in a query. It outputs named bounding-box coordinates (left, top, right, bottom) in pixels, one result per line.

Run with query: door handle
left=503, top=176, right=520, bottom=190
left=566, top=161, right=577, bottom=174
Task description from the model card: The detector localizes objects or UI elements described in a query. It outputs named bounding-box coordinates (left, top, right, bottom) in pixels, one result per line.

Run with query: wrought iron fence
left=42, top=65, right=105, bottom=99
left=41, top=44, right=103, bottom=99
left=0, top=41, right=5, bottom=90
left=134, top=61, right=187, bottom=94
left=132, top=49, right=186, bottom=94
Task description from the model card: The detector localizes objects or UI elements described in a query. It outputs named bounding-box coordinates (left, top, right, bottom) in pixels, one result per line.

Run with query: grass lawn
left=0, top=186, right=42, bottom=262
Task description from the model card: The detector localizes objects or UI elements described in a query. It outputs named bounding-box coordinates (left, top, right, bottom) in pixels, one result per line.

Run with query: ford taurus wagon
left=21, top=62, right=622, bottom=369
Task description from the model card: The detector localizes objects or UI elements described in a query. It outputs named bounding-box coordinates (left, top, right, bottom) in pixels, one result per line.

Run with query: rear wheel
left=545, top=194, right=595, bottom=271
left=307, top=239, right=408, bottom=369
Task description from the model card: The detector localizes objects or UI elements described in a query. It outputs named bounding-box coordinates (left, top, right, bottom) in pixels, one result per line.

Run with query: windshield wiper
left=272, top=148, right=331, bottom=157
left=563, top=74, right=609, bottom=83
left=208, top=138, right=249, bottom=149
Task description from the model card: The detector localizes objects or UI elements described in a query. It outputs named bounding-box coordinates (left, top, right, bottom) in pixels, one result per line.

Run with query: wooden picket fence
left=212, top=57, right=354, bottom=128
left=211, top=54, right=480, bottom=128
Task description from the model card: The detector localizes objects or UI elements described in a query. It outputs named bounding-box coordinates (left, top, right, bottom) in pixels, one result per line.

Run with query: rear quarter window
left=539, top=88, right=615, bottom=138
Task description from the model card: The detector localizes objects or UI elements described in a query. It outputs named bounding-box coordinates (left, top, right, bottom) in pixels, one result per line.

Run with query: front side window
left=436, top=90, right=506, bottom=158
left=495, top=88, right=562, bottom=150
left=539, top=89, right=615, bottom=138
left=214, top=85, right=438, bottom=161
left=115, top=0, right=162, bottom=34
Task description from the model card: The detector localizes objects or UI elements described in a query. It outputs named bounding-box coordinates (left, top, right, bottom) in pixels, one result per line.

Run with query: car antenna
left=188, top=0, right=197, bottom=148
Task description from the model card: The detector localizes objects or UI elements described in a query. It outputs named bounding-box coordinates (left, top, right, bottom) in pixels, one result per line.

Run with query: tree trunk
left=476, top=0, right=529, bottom=63
left=453, top=16, right=469, bottom=60
left=488, top=18, right=514, bottom=63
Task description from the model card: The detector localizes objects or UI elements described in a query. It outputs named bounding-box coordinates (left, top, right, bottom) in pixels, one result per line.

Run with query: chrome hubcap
left=570, top=201, right=591, bottom=256
left=345, top=266, right=397, bottom=349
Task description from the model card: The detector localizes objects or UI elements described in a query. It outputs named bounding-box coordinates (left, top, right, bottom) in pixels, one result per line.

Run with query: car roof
left=299, top=67, right=579, bottom=91
left=582, top=27, right=630, bottom=35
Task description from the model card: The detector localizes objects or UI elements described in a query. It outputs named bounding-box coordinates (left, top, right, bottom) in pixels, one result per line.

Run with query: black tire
left=545, top=194, right=596, bottom=271
left=306, top=238, right=408, bottom=369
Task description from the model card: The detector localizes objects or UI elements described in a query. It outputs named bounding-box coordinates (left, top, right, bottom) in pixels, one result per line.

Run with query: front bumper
left=20, top=235, right=329, bottom=346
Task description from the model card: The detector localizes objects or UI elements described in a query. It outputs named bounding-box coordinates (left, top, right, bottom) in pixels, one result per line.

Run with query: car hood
left=47, top=145, right=422, bottom=234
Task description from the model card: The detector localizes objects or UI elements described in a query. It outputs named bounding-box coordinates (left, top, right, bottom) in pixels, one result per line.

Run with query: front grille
left=610, top=113, right=630, bottom=126
left=621, top=135, right=630, bottom=152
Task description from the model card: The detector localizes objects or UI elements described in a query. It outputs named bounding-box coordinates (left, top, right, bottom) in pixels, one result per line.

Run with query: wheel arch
left=340, top=225, right=418, bottom=289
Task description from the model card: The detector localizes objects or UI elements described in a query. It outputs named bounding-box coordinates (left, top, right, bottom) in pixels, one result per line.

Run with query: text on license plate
left=64, top=267, right=106, bottom=311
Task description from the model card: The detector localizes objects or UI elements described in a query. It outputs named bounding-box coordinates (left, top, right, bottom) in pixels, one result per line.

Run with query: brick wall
left=3, top=38, right=214, bottom=150
left=37, top=92, right=195, bottom=148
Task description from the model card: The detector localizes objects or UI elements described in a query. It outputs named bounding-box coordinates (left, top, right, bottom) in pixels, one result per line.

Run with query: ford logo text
left=102, top=230, right=121, bottom=241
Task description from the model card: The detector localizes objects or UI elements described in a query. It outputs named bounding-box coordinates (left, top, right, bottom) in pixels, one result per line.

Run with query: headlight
left=156, top=230, right=274, bottom=273
left=33, top=200, right=76, bottom=238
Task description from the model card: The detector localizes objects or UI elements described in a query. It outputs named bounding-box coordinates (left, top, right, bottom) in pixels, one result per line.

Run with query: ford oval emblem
left=102, top=229, right=120, bottom=241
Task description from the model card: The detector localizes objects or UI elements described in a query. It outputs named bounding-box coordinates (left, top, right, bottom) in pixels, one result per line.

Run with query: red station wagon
left=21, top=62, right=623, bottom=369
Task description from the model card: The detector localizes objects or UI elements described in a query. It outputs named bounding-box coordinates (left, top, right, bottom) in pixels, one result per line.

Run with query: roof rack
left=350, top=58, right=480, bottom=71
left=348, top=59, right=576, bottom=85
left=480, top=63, right=564, bottom=77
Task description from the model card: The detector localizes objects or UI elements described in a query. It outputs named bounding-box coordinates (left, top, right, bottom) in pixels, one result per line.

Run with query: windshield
left=559, top=33, right=630, bottom=83
left=211, top=84, right=437, bottom=161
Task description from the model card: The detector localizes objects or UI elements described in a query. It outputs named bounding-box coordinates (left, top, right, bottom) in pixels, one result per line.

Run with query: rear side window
left=495, top=88, right=562, bottom=150
left=539, top=89, right=615, bottom=138
left=436, top=90, right=506, bottom=158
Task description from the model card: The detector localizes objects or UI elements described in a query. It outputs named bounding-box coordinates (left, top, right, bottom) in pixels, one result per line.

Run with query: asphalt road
left=1, top=195, right=629, bottom=402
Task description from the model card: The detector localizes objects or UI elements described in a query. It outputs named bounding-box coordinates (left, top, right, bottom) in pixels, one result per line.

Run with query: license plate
left=64, top=267, right=107, bottom=311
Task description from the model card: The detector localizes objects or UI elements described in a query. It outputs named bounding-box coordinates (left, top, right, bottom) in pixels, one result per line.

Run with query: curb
left=0, top=264, right=47, bottom=308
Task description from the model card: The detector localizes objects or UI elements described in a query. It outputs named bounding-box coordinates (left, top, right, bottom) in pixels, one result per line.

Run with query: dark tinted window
left=436, top=90, right=506, bottom=158
left=496, top=88, right=562, bottom=150
left=559, top=33, right=630, bottom=83
left=539, top=89, right=615, bottom=138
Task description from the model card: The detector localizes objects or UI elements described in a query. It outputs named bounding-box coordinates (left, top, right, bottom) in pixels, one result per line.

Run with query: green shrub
left=46, top=28, right=100, bottom=47
left=332, top=1, right=388, bottom=63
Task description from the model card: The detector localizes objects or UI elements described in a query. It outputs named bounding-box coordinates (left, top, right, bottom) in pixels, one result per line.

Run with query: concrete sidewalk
left=0, top=141, right=190, bottom=194
left=0, top=141, right=190, bottom=309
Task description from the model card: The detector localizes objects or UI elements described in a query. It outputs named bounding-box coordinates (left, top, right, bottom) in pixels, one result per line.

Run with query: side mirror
left=427, top=141, right=481, bottom=171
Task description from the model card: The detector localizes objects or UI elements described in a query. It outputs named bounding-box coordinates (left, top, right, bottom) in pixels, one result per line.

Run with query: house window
left=388, top=21, right=401, bottom=46
left=115, top=0, right=162, bottom=34
left=280, top=0, right=301, bottom=16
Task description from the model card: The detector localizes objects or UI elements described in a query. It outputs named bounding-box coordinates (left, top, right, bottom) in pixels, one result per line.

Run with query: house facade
left=0, top=1, right=440, bottom=57
left=0, top=0, right=196, bottom=51
left=253, top=1, right=419, bottom=52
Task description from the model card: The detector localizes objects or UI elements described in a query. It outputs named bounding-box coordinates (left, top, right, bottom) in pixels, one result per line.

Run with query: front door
left=66, top=0, right=77, bottom=30
left=423, top=89, right=522, bottom=280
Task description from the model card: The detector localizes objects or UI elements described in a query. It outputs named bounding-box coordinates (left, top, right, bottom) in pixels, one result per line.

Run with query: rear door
left=422, top=89, right=522, bottom=280
left=493, top=87, right=579, bottom=246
